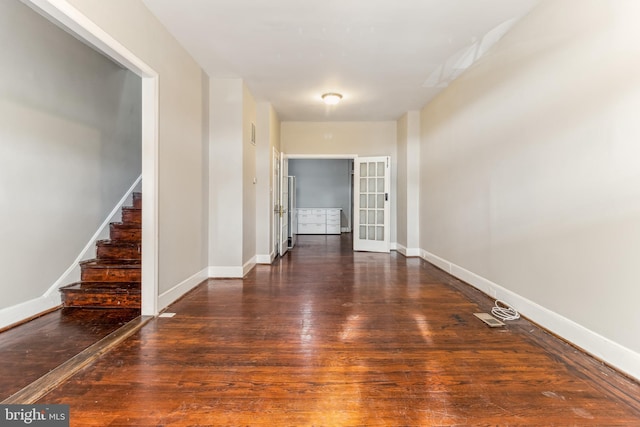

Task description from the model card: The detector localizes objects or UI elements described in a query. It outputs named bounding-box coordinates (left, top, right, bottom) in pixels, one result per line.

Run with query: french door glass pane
left=367, top=210, right=375, bottom=225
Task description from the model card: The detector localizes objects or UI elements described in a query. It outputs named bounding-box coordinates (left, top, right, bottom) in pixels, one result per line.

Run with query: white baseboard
left=256, top=254, right=272, bottom=264
left=208, top=266, right=244, bottom=278
left=421, top=249, right=451, bottom=272
left=243, top=257, right=256, bottom=276
left=341, top=227, right=351, bottom=233
left=158, top=267, right=208, bottom=311
left=208, top=257, right=257, bottom=278
left=390, top=242, right=397, bottom=251
left=405, top=248, right=421, bottom=257
left=420, top=250, right=640, bottom=381
left=0, top=294, right=61, bottom=330
left=396, top=244, right=421, bottom=257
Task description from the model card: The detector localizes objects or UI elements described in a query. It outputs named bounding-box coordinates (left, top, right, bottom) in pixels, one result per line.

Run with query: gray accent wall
left=0, top=1, right=141, bottom=310
left=289, top=159, right=352, bottom=230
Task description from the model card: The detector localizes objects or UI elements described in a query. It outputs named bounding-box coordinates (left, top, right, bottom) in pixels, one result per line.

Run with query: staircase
left=60, top=192, right=142, bottom=309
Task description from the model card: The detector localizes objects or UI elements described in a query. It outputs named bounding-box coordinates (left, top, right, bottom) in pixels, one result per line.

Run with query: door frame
left=25, top=0, right=160, bottom=316
left=287, top=154, right=358, bottom=242
left=278, top=155, right=289, bottom=256
left=272, top=148, right=280, bottom=259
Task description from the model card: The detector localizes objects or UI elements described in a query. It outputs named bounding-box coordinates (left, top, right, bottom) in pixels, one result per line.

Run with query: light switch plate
left=474, top=312, right=505, bottom=327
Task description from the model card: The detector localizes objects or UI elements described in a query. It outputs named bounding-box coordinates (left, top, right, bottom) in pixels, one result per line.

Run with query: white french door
left=353, top=156, right=390, bottom=253
left=279, top=154, right=289, bottom=256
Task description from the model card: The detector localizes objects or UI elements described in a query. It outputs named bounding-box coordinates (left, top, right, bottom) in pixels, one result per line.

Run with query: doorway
left=286, top=155, right=359, bottom=250
left=26, top=0, right=160, bottom=316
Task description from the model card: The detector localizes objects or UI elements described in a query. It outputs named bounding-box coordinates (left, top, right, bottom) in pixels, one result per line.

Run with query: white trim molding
left=395, top=244, right=421, bottom=257
left=0, top=294, right=61, bottom=331
left=158, top=267, right=209, bottom=311
left=286, top=154, right=358, bottom=160
left=243, top=257, right=256, bottom=276
left=208, top=266, right=244, bottom=278
left=420, top=250, right=640, bottom=381
left=255, top=254, right=273, bottom=264
left=208, top=257, right=257, bottom=278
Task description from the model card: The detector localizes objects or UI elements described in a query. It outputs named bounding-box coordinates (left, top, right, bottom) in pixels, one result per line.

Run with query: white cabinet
left=325, top=208, right=341, bottom=234
left=297, top=208, right=341, bottom=234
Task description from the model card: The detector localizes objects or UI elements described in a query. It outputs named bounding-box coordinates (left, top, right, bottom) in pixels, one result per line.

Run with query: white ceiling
left=142, top=0, right=538, bottom=121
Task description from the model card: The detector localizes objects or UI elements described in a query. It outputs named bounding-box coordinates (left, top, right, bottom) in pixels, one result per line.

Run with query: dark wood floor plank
left=31, top=234, right=640, bottom=425
left=2, top=315, right=152, bottom=404
left=0, top=307, right=139, bottom=400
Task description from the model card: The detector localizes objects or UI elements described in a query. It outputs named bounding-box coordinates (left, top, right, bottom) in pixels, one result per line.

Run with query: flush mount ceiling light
left=321, top=92, right=343, bottom=105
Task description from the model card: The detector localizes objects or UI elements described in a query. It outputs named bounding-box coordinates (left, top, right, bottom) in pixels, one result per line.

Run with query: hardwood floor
left=33, top=234, right=640, bottom=425
left=0, top=308, right=139, bottom=401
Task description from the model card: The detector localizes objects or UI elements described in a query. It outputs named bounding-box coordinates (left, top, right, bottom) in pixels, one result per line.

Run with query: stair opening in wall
left=59, top=192, right=142, bottom=311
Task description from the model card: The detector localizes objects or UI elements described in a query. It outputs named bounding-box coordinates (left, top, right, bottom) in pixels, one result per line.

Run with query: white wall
left=289, top=159, right=352, bottom=229
left=209, top=79, right=259, bottom=274
left=65, top=0, right=208, bottom=296
left=0, top=0, right=141, bottom=310
left=242, top=85, right=257, bottom=266
left=255, top=103, right=280, bottom=261
left=397, top=115, right=408, bottom=249
left=209, top=79, right=243, bottom=270
left=269, top=107, right=281, bottom=257
left=398, top=111, right=423, bottom=254
left=419, top=0, right=640, bottom=378
left=281, top=121, right=397, bottom=243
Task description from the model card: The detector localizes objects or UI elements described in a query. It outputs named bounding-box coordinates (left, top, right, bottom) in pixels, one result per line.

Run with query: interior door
left=353, top=156, right=391, bottom=252
left=279, top=154, right=289, bottom=256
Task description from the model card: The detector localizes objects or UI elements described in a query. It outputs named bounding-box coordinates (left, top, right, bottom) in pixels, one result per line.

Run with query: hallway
left=35, top=234, right=640, bottom=425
